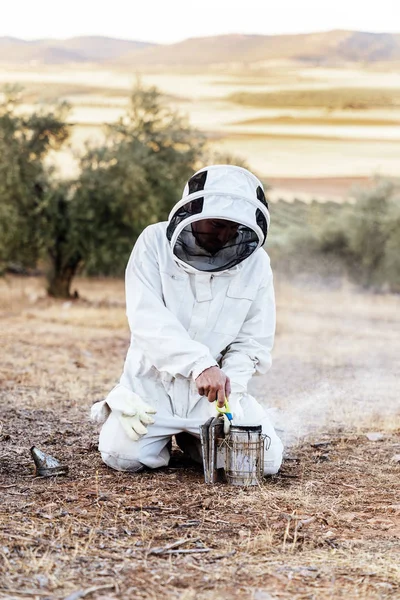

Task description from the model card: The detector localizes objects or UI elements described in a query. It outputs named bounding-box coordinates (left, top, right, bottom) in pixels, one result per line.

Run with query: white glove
left=91, top=385, right=156, bottom=441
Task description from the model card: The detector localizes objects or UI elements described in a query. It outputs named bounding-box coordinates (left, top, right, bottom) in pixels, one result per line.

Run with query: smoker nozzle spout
left=30, top=446, right=69, bottom=477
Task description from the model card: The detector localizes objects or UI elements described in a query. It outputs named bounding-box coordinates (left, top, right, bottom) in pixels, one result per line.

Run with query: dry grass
left=228, top=88, right=400, bottom=110
left=230, top=116, right=400, bottom=127
left=0, top=274, right=399, bottom=600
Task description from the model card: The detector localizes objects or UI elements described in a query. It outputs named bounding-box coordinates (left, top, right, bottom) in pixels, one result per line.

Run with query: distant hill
left=115, top=31, right=400, bottom=68
left=1, top=31, right=400, bottom=67
left=0, top=36, right=156, bottom=64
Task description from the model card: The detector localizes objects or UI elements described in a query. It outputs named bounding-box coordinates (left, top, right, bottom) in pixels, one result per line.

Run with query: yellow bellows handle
left=215, top=398, right=233, bottom=421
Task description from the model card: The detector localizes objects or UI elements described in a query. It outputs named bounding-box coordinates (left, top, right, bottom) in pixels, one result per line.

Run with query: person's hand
left=195, top=366, right=231, bottom=408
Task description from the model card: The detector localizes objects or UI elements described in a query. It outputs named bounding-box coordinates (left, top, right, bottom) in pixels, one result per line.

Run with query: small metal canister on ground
left=224, top=425, right=269, bottom=486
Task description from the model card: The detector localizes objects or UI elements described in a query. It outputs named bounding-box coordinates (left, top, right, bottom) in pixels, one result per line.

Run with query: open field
left=228, top=88, right=400, bottom=109
left=2, top=65, right=400, bottom=191
left=0, top=274, right=399, bottom=599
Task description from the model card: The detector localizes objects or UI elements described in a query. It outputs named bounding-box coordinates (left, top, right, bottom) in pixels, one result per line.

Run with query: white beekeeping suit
left=91, top=165, right=283, bottom=474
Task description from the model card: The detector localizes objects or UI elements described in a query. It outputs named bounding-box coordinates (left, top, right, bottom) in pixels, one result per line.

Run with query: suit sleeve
left=220, top=261, right=276, bottom=393
left=125, top=227, right=217, bottom=380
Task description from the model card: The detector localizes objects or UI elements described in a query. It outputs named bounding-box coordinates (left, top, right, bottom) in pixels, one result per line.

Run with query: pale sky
left=1, top=0, right=399, bottom=44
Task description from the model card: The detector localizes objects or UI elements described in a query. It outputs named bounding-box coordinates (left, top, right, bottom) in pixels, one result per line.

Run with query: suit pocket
left=159, top=269, right=188, bottom=312
left=213, top=280, right=258, bottom=337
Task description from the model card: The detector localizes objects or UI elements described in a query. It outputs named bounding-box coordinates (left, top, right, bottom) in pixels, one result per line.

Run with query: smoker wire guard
left=200, top=421, right=271, bottom=486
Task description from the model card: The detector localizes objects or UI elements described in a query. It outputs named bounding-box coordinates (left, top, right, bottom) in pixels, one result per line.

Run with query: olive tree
left=0, top=84, right=206, bottom=296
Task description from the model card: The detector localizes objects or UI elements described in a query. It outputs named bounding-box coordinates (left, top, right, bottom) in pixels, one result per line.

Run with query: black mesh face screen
left=166, top=198, right=204, bottom=242
left=173, top=221, right=259, bottom=272
left=188, top=170, right=207, bottom=194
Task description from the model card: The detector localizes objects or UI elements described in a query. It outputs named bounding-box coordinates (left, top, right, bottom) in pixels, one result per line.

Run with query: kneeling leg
left=98, top=412, right=171, bottom=472
left=236, top=395, right=284, bottom=476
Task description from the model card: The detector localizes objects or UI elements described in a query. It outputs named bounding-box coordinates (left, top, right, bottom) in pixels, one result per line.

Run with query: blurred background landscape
left=3, top=30, right=400, bottom=185
left=1, top=28, right=400, bottom=293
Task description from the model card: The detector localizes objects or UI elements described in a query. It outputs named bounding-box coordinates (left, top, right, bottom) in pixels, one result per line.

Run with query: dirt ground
left=0, top=274, right=399, bottom=600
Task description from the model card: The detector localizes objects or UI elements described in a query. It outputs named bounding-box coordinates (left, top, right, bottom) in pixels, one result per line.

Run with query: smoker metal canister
left=200, top=416, right=226, bottom=484
left=224, top=425, right=268, bottom=486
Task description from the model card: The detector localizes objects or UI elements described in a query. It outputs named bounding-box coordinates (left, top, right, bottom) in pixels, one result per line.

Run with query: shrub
left=266, top=182, right=400, bottom=292
left=317, top=181, right=400, bottom=291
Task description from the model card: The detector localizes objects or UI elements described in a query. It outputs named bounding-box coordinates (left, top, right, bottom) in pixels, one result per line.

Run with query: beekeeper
left=91, top=165, right=283, bottom=474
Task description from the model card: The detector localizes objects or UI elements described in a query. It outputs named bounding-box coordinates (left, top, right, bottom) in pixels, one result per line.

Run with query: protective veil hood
left=166, top=165, right=270, bottom=272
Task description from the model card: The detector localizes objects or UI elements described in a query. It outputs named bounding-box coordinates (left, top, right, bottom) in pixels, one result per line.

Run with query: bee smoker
left=199, top=417, right=269, bottom=486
